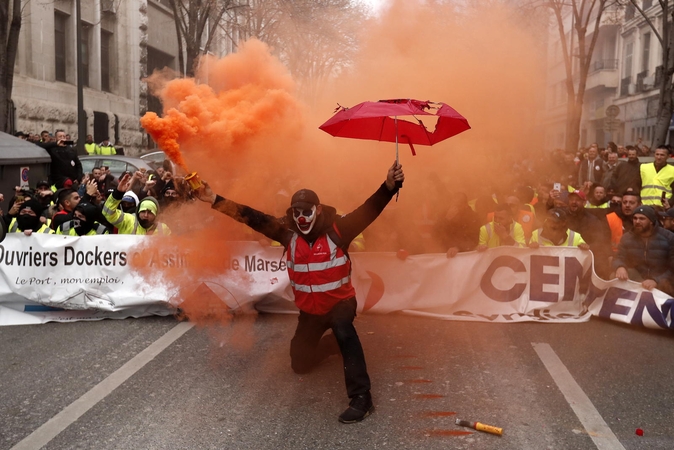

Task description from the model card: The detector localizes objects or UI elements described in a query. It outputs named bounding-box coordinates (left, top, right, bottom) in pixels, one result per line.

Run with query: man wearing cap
left=639, top=145, right=674, bottom=206
left=102, top=173, right=170, bottom=235
left=614, top=205, right=674, bottom=295
left=529, top=208, right=589, bottom=249
left=659, top=208, right=674, bottom=232
left=195, top=162, right=405, bottom=424
left=98, top=137, right=116, bottom=155
left=8, top=199, right=54, bottom=235
left=34, top=180, right=54, bottom=213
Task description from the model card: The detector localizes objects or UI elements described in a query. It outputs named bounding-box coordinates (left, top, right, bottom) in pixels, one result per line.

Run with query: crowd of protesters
left=7, top=128, right=674, bottom=295
left=4, top=126, right=186, bottom=238
left=360, top=140, right=674, bottom=296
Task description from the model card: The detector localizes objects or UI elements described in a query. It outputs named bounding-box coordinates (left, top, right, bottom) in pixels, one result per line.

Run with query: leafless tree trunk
left=168, top=0, right=242, bottom=77
left=0, top=0, right=22, bottom=133
left=549, top=0, right=608, bottom=153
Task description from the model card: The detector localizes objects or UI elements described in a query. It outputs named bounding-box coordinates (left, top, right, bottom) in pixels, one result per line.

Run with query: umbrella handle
left=395, top=179, right=403, bottom=189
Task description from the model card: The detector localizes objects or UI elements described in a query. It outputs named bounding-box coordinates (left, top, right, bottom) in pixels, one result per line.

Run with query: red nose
left=298, top=217, right=307, bottom=224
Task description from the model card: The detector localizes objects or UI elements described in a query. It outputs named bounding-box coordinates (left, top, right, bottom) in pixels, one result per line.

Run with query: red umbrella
left=319, top=99, right=470, bottom=160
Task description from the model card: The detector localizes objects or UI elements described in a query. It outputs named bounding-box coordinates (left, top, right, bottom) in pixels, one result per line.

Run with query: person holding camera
left=38, top=129, right=83, bottom=189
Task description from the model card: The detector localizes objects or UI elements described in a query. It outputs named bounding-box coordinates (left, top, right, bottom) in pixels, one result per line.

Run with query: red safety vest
left=286, top=226, right=355, bottom=315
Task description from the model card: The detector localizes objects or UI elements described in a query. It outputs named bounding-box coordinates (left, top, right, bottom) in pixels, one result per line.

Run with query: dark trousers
left=290, top=297, right=371, bottom=398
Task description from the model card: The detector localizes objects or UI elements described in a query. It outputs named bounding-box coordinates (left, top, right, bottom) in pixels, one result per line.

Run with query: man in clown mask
left=195, top=162, right=405, bottom=424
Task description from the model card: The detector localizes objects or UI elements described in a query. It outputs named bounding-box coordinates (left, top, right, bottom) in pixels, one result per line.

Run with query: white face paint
left=293, top=205, right=317, bottom=234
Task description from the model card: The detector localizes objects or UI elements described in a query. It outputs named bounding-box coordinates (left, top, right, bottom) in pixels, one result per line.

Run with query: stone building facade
left=544, top=2, right=672, bottom=150
left=11, top=0, right=181, bottom=155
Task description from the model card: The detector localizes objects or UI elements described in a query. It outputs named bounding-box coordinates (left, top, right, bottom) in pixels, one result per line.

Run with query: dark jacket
left=39, top=142, right=83, bottom=189
left=211, top=182, right=397, bottom=250
left=436, top=205, right=480, bottom=252
left=611, top=159, right=641, bottom=194
left=578, top=157, right=604, bottom=186
left=613, top=226, right=674, bottom=284
left=567, top=208, right=612, bottom=278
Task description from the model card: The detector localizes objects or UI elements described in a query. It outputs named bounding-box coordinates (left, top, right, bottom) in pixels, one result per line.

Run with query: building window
left=55, top=13, right=67, bottom=82
left=81, top=23, right=90, bottom=87
left=101, top=30, right=112, bottom=92
left=643, top=0, right=653, bottom=9
left=624, top=42, right=633, bottom=78
left=642, top=33, right=651, bottom=73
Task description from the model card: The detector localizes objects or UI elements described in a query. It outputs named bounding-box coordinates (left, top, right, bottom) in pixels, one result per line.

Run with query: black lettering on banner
left=245, top=255, right=256, bottom=271
left=631, top=292, right=673, bottom=329
left=563, top=256, right=589, bottom=301
left=64, top=246, right=75, bottom=265
left=582, top=280, right=607, bottom=309
left=598, top=287, right=635, bottom=319
left=49, top=252, right=58, bottom=266
left=529, top=255, right=559, bottom=303
left=480, top=255, right=527, bottom=302
left=118, top=252, right=127, bottom=266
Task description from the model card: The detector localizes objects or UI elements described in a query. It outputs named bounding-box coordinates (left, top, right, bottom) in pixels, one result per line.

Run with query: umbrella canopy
left=319, top=99, right=470, bottom=156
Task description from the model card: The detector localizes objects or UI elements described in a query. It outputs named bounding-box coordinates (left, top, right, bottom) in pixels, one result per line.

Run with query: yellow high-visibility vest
left=640, top=163, right=674, bottom=205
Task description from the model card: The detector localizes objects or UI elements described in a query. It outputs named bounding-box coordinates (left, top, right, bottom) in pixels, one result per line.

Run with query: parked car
left=80, top=155, right=154, bottom=179
left=139, top=150, right=168, bottom=169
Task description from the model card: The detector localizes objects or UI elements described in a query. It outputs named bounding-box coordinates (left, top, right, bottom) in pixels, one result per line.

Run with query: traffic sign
left=606, top=105, right=620, bottom=117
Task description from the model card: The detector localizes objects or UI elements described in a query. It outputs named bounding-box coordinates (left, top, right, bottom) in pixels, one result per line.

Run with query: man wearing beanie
left=8, top=199, right=54, bottom=235
left=613, top=205, right=674, bottom=295
left=102, top=173, right=170, bottom=235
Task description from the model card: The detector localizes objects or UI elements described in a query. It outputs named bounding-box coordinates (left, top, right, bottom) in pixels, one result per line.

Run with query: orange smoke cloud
left=133, top=0, right=548, bottom=324
left=140, top=39, right=303, bottom=189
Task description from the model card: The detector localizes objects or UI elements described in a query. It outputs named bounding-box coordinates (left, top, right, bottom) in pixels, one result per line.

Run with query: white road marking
left=11, top=321, right=195, bottom=450
left=532, top=342, right=626, bottom=450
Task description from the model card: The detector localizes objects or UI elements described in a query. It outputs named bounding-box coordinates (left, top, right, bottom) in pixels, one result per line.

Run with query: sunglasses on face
left=293, top=208, right=314, bottom=218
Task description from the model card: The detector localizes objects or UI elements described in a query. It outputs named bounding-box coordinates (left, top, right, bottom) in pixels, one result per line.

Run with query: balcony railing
left=655, top=65, right=664, bottom=86
left=620, top=76, right=631, bottom=96
left=636, top=70, right=648, bottom=92
left=590, top=59, right=619, bottom=73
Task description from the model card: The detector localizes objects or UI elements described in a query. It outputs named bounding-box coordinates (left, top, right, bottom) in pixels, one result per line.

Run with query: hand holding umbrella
left=385, top=161, right=405, bottom=191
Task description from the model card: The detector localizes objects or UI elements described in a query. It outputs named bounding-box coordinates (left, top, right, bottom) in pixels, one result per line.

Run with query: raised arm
left=334, top=162, right=404, bottom=244
left=195, top=181, right=291, bottom=245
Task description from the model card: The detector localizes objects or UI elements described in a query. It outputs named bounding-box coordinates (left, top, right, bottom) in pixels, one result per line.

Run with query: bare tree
left=548, top=0, right=610, bottom=153
left=0, top=0, right=21, bottom=133
left=168, top=0, right=244, bottom=77
left=224, top=0, right=366, bottom=102
left=620, top=0, right=674, bottom=147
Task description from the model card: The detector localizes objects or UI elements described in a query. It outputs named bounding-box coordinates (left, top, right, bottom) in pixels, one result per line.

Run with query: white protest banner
left=0, top=235, right=671, bottom=330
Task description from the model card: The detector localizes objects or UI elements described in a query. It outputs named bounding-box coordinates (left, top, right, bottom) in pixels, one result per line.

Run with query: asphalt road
left=0, top=313, right=672, bottom=450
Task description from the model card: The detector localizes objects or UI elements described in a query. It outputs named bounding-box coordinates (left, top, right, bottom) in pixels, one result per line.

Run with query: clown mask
left=293, top=206, right=318, bottom=234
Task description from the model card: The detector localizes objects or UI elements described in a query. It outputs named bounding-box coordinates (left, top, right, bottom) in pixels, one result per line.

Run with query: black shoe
left=338, top=393, right=374, bottom=424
